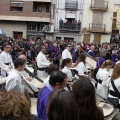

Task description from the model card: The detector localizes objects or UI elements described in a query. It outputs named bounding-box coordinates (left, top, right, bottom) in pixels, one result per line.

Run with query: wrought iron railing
left=65, top=0, right=78, bottom=9
left=59, top=22, right=81, bottom=31
left=91, top=0, right=108, bottom=9
left=89, top=23, right=106, bottom=32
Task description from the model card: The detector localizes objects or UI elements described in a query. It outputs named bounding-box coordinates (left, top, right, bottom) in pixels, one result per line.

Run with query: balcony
left=89, top=23, right=106, bottom=33
left=91, top=0, right=108, bottom=11
left=59, top=22, right=81, bottom=32
left=65, top=0, right=78, bottom=10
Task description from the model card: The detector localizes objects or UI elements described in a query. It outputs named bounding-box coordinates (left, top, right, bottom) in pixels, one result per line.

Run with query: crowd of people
left=0, top=37, right=120, bottom=120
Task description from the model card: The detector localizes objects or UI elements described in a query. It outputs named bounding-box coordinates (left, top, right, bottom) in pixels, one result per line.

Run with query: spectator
left=37, top=71, right=67, bottom=120
left=72, top=77, right=104, bottom=120
left=88, top=46, right=95, bottom=57
left=0, top=91, right=31, bottom=120
left=47, top=89, right=78, bottom=120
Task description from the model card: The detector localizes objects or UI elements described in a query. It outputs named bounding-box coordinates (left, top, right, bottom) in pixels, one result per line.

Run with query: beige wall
left=0, top=21, right=27, bottom=38
left=81, top=0, right=114, bottom=43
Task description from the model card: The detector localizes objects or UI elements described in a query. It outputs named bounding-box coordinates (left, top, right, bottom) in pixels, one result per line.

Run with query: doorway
left=13, top=32, right=23, bottom=38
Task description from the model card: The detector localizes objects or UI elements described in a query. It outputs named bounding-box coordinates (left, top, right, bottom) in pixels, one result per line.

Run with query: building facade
left=81, top=0, right=114, bottom=43
left=0, top=0, right=55, bottom=40
left=53, top=0, right=84, bottom=43
left=112, top=0, right=120, bottom=34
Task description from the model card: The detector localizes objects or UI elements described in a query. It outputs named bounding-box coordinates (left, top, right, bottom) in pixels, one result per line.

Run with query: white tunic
left=62, top=49, right=72, bottom=60
left=36, top=51, right=50, bottom=68
left=62, top=66, right=73, bottom=81
left=36, top=52, right=50, bottom=79
left=76, top=62, right=88, bottom=76
left=5, top=69, right=22, bottom=91
left=0, top=51, right=13, bottom=77
left=108, top=77, right=120, bottom=103
left=96, top=68, right=110, bottom=100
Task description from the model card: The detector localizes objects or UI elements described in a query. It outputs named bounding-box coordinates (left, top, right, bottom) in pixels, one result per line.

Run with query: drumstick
left=96, top=93, right=107, bottom=101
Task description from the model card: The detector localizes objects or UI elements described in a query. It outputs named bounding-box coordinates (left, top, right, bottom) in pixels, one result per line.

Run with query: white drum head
left=98, top=102, right=114, bottom=119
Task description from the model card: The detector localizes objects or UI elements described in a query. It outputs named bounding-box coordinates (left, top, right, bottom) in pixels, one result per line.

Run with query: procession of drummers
left=1, top=39, right=120, bottom=120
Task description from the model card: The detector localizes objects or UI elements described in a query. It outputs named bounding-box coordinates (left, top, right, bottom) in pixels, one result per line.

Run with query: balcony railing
left=65, top=0, right=78, bottom=10
left=59, top=22, right=81, bottom=32
left=89, top=23, right=106, bottom=33
left=91, top=0, right=108, bottom=10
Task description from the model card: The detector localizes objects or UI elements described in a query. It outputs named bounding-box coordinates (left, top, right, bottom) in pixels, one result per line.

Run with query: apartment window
left=113, top=12, right=117, bottom=17
left=10, top=1, right=23, bottom=11
left=33, top=2, right=50, bottom=12
left=27, top=22, right=46, bottom=32
left=112, top=19, right=116, bottom=26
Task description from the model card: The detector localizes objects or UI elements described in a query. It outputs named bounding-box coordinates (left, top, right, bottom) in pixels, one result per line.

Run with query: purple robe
left=111, top=53, right=118, bottom=63
left=72, top=50, right=78, bottom=63
left=37, top=85, right=53, bottom=120
left=70, top=47, right=75, bottom=54
left=88, top=50, right=95, bottom=57
left=97, top=56, right=105, bottom=68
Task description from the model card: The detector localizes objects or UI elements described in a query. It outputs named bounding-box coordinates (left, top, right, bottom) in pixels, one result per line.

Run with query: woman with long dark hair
left=47, top=89, right=78, bottom=120
left=75, top=53, right=88, bottom=76
left=72, top=77, right=104, bottom=120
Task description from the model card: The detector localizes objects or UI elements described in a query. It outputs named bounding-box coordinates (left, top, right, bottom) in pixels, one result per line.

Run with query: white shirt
left=0, top=51, right=13, bottom=76
left=6, top=69, right=22, bottom=91
left=108, top=77, right=120, bottom=103
left=36, top=51, right=50, bottom=68
left=76, top=62, right=88, bottom=76
left=62, top=49, right=72, bottom=60
left=96, top=68, right=110, bottom=86
left=43, top=75, right=50, bottom=86
left=62, top=66, right=73, bottom=81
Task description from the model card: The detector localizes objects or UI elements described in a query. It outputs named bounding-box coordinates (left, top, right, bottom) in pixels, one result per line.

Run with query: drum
left=26, top=66, right=34, bottom=73
left=97, top=101, right=114, bottom=120
left=31, top=78, right=44, bottom=89
left=86, top=56, right=96, bottom=69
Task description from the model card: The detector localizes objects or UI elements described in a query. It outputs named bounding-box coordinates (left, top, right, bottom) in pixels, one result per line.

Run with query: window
left=33, top=2, right=50, bottom=12
left=112, top=19, right=116, bottom=26
left=10, top=1, right=23, bottom=11
left=113, top=12, right=117, bottom=17
left=56, top=37, right=61, bottom=40
left=27, top=22, right=46, bottom=32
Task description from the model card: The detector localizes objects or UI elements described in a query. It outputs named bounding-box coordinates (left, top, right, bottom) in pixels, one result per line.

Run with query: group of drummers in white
left=0, top=44, right=120, bottom=120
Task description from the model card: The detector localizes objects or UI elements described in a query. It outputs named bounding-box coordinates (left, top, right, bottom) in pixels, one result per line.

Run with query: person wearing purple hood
left=37, top=71, right=67, bottom=120
left=111, top=49, right=118, bottom=63
left=88, top=46, right=95, bottom=57
left=97, top=50, right=106, bottom=68
left=72, top=45, right=82, bottom=63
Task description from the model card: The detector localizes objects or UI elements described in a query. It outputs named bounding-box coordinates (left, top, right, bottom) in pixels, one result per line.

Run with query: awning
left=66, top=13, right=76, bottom=19
left=11, top=1, right=23, bottom=7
